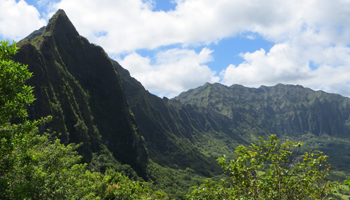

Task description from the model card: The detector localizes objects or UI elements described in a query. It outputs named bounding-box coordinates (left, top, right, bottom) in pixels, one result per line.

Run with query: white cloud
left=51, top=0, right=350, bottom=54
left=220, top=43, right=311, bottom=87
left=50, top=0, right=350, bottom=97
left=48, top=0, right=350, bottom=97
left=119, top=48, right=219, bottom=97
left=219, top=40, right=350, bottom=97
left=0, top=0, right=46, bottom=41
left=209, top=0, right=350, bottom=97
left=2, top=0, right=350, bottom=97
left=246, top=35, right=255, bottom=40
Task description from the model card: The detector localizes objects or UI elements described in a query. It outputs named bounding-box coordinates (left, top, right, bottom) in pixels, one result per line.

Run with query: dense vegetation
left=0, top=40, right=170, bottom=199
left=175, top=82, right=350, bottom=141
left=117, top=56, right=350, bottom=184
left=187, top=135, right=337, bottom=199
left=114, top=61, right=227, bottom=176
left=174, top=82, right=350, bottom=180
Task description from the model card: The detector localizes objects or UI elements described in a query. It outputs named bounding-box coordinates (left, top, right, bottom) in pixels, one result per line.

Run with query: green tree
left=187, top=135, right=336, bottom=200
left=0, top=40, right=167, bottom=199
left=0, top=40, right=42, bottom=197
left=345, top=178, right=350, bottom=190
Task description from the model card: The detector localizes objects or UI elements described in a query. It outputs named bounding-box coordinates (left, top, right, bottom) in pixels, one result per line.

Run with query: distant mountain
left=174, top=83, right=350, bottom=178
left=114, top=52, right=350, bottom=179
left=175, top=83, right=350, bottom=139
left=13, top=9, right=148, bottom=176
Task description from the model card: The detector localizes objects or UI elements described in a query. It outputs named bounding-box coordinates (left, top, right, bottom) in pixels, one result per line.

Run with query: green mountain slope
left=175, top=82, right=350, bottom=179
left=114, top=58, right=350, bottom=180
left=13, top=9, right=148, bottom=176
left=175, top=83, right=350, bottom=138
left=114, top=61, right=234, bottom=176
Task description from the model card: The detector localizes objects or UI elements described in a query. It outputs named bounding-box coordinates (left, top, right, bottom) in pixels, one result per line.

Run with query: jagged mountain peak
left=45, top=9, right=79, bottom=38
left=21, top=9, right=79, bottom=45
left=14, top=9, right=149, bottom=177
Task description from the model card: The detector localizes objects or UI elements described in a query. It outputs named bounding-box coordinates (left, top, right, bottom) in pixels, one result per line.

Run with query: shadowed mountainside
left=114, top=61, right=233, bottom=176
left=13, top=9, right=148, bottom=176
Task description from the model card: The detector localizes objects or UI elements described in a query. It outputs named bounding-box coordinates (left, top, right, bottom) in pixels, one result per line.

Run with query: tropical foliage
left=0, top=40, right=167, bottom=199
left=187, top=135, right=337, bottom=200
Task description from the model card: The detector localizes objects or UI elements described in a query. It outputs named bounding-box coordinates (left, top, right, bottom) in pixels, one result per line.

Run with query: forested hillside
left=114, top=61, right=243, bottom=176
left=115, top=57, right=350, bottom=179
left=175, top=82, right=350, bottom=178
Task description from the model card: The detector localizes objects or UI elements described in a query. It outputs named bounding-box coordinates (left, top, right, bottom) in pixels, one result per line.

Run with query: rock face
left=13, top=9, right=148, bottom=176
left=175, top=83, right=350, bottom=138
left=116, top=59, right=350, bottom=174
left=114, top=61, right=237, bottom=176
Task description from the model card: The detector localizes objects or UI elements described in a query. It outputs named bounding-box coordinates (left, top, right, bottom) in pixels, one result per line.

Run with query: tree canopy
left=187, top=135, right=336, bottom=200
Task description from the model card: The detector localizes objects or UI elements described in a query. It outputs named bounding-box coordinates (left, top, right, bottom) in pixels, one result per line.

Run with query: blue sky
left=1, top=0, right=350, bottom=98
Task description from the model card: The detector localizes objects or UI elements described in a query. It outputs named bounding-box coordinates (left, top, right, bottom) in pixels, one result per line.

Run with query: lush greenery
left=0, top=40, right=167, bottom=199
left=116, top=49, right=350, bottom=198
left=187, top=135, right=339, bottom=200
left=115, top=60, right=231, bottom=177
left=173, top=82, right=350, bottom=181
left=117, top=56, right=350, bottom=183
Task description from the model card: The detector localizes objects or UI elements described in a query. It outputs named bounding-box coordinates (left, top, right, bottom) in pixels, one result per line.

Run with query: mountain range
left=12, top=9, right=350, bottom=186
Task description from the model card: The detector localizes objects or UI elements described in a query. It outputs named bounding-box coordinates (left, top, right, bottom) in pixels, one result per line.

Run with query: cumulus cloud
left=48, top=0, right=350, bottom=97
left=3, top=0, right=350, bottom=97
left=219, top=40, right=350, bottom=96
left=49, top=0, right=322, bottom=54
left=0, top=0, right=46, bottom=41
left=119, top=48, right=219, bottom=97
left=220, top=42, right=312, bottom=87
left=49, top=0, right=350, bottom=52
left=212, top=0, right=350, bottom=97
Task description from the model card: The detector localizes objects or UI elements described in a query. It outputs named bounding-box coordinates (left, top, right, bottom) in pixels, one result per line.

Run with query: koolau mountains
left=14, top=9, right=350, bottom=179
left=176, top=83, right=350, bottom=139
left=13, top=9, right=148, bottom=177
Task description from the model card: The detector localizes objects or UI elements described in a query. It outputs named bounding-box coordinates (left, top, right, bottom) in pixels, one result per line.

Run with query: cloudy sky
left=1, top=0, right=350, bottom=98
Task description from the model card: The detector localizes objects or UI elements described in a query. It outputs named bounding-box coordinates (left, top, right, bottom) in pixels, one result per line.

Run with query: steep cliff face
left=113, top=58, right=350, bottom=175
left=13, top=9, right=148, bottom=175
left=114, top=61, right=248, bottom=176
left=173, top=82, right=350, bottom=173
left=175, top=83, right=350, bottom=138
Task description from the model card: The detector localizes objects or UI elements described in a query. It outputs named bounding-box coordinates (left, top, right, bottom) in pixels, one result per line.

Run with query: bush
left=187, top=135, right=337, bottom=200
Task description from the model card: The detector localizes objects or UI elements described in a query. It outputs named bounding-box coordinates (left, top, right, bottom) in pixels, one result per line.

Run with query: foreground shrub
left=188, top=135, right=337, bottom=200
